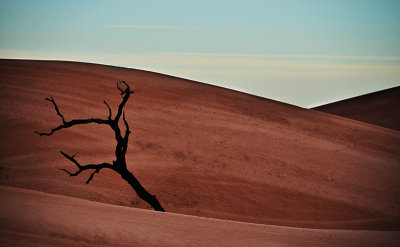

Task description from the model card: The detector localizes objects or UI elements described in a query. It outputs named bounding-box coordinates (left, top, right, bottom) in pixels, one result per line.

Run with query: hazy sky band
left=0, top=0, right=399, bottom=107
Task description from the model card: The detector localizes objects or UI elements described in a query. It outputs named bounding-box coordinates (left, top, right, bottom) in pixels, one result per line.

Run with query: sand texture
left=1, top=186, right=399, bottom=247
left=0, top=59, right=399, bottom=246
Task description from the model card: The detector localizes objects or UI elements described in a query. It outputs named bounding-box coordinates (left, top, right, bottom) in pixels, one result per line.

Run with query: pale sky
left=1, top=0, right=399, bottom=107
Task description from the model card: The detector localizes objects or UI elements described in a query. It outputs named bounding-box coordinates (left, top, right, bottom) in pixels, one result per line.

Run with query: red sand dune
left=1, top=186, right=399, bottom=247
left=0, top=59, right=400, bottom=245
left=312, top=86, right=400, bottom=131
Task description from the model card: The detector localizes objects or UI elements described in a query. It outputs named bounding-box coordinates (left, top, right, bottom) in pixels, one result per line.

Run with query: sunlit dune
left=0, top=59, right=399, bottom=245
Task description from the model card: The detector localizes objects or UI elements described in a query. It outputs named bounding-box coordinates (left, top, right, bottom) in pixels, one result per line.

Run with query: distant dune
left=312, top=86, right=400, bottom=131
left=0, top=59, right=399, bottom=245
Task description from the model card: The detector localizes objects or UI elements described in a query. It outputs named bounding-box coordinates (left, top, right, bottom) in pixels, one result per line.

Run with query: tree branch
left=86, top=169, right=100, bottom=184
left=114, top=81, right=134, bottom=122
left=35, top=95, right=113, bottom=136
left=116, top=81, right=124, bottom=95
left=46, top=96, right=66, bottom=123
left=120, top=81, right=135, bottom=94
left=123, top=112, right=131, bottom=137
left=104, top=100, right=112, bottom=120
left=35, top=118, right=110, bottom=136
left=59, top=151, right=113, bottom=184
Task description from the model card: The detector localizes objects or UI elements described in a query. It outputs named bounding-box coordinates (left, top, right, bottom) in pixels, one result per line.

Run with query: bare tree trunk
left=119, top=168, right=165, bottom=211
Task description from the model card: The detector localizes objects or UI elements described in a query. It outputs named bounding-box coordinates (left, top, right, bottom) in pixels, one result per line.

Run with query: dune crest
left=313, top=86, right=400, bottom=131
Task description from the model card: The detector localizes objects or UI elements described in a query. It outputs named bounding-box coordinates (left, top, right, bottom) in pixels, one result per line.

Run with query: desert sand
left=0, top=59, right=399, bottom=245
left=1, top=186, right=399, bottom=247
left=313, top=86, right=400, bottom=131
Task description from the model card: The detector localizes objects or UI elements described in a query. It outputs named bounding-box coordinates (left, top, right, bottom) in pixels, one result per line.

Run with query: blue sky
left=1, top=0, right=399, bottom=107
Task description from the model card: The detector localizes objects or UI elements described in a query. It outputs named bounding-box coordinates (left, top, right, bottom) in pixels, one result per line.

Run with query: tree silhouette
left=35, top=81, right=165, bottom=212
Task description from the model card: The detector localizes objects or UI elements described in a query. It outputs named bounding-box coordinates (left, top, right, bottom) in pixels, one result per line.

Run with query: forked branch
left=34, top=96, right=111, bottom=136
left=59, top=151, right=113, bottom=184
left=46, top=96, right=66, bottom=123
left=117, top=80, right=134, bottom=95
left=35, top=118, right=110, bottom=136
left=115, top=81, right=134, bottom=122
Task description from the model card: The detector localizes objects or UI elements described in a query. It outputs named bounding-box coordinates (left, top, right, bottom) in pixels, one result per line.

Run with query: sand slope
left=0, top=59, right=399, bottom=231
left=1, top=186, right=399, bottom=247
left=313, top=86, right=400, bottom=131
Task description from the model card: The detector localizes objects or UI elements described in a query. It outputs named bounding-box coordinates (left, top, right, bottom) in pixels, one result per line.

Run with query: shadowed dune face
left=0, top=59, right=399, bottom=230
left=313, top=86, right=400, bottom=131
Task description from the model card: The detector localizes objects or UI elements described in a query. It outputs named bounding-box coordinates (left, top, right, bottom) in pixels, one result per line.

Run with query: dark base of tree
left=120, top=169, right=165, bottom=212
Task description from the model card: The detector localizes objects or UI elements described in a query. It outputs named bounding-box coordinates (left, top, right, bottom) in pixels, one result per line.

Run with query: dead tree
left=35, top=81, right=165, bottom=212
